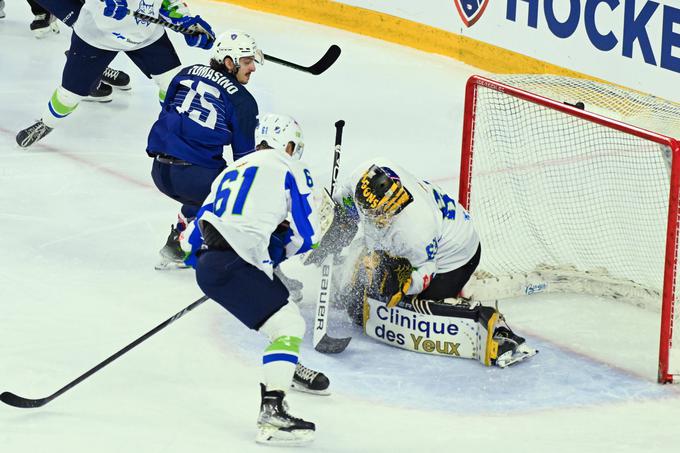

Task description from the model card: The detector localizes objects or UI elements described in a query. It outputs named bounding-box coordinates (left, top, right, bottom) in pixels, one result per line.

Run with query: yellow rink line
left=213, top=0, right=591, bottom=79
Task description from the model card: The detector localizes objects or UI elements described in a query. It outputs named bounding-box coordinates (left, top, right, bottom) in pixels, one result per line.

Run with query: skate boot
left=291, top=363, right=330, bottom=395
left=0, top=1, right=6, bottom=19
left=84, top=81, right=113, bottom=103
left=493, top=325, right=538, bottom=368
left=256, top=384, right=315, bottom=446
left=102, top=67, right=132, bottom=90
left=30, top=13, right=59, bottom=38
left=155, top=224, right=188, bottom=270
left=16, top=120, right=53, bottom=148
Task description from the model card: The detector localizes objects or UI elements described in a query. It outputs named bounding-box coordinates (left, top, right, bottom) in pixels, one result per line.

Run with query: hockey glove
left=160, top=0, right=190, bottom=21
left=268, top=222, right=291, bottom=267
left=103, top=0, right=128, bottom=21
left=370, top=251, right=413, bottom=308
left=304, top=199, right=359, bottom=266
left=180, top=15, right=215, bottom=49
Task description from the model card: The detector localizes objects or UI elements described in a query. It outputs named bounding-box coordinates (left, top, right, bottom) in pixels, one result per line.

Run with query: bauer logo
left=453, top=0, right=490, bottom=27
left=524, top=282, right=547, bottom=295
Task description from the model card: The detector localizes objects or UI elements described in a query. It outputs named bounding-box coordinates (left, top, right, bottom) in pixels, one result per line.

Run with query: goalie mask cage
left=459, top=75, right=680, bottom=383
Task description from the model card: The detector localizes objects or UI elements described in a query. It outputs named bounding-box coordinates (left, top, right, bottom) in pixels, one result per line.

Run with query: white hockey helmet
left=211, top=30, right=264, bottom=70
left=255, top=113, right=305, bottom=160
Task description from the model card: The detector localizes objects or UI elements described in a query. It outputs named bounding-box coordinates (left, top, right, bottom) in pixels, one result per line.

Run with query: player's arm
left=159, top=0, right=215, bottom=49
left=276, top=169, right=321, bottom=262
left=229, top=96, right=259, bottom=160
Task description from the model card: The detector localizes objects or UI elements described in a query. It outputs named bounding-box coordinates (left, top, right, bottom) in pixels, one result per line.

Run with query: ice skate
left=16, top=120, right=53, bottom=148
left=0, top=1, right=6, bottom=19
left=291, top=363, right=330, bottom=395
left=30, top=13, right=59, bottom=38
left=493, top=326, right=538, bottom=368
left=256, top=384, right=315, bottom=446
left=155, top=225, right=189, bottom=270
left=102, top=67, right=132, bottom=91
left=84, top=81, right=113, bottom=103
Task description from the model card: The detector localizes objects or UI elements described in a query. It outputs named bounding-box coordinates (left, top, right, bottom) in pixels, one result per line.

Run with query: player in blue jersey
left=180, top=113, right=328, bottom=446
left=16, top=0, right=214, bottom=148
left=146, top=30, right=262, bottom=269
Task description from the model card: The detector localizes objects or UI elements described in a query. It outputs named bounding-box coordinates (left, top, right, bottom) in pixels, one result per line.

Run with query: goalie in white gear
left=309, top=158, right=537, bottom=368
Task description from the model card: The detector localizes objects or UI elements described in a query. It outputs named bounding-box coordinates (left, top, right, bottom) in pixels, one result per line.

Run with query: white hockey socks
left=152, top=66, right=181, bottom=104
left=259, top=302, right=306, bottom=392
left=42, top=86, right=83, bottom=128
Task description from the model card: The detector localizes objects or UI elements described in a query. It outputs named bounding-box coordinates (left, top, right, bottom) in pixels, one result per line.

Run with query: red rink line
left=1, top=127, right=154, bottom=190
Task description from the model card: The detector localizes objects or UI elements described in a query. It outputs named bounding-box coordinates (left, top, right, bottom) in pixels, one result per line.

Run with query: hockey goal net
left=459, top=75, right=680, bottom=383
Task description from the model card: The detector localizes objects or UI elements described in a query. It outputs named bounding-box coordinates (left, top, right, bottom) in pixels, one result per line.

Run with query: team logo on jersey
left=453, top=0, right=489, bottom=27
left=135, top=0, right=155, bottom=26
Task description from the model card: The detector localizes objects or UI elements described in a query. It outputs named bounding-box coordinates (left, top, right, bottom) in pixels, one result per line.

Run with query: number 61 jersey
left=181, top=149, right=322, bottom=278
left=146, top=64, right=259, bottom=168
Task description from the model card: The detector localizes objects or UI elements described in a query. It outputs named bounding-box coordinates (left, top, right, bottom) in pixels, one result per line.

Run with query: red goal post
left=459, top=75, right=680, bottom=383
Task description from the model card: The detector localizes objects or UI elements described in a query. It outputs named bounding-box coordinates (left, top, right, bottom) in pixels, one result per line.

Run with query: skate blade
left=83, top=96, right=113, bottom=103
left=290, top=381, right=330, bottom=396
left=112, top=84, right=132, bottom=91
left=33, top=25, right=59, bottom=39
left=496, top=346, right=538, bottom=368
left=154, top=259, right=189, bottom=271
left=255, top=426, right=314, bottom=446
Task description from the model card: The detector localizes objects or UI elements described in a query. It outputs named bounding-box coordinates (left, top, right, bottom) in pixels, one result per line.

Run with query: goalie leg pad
left=363, top=297, right=481, bottom=359
left=362, top=297, right=537, bottom=367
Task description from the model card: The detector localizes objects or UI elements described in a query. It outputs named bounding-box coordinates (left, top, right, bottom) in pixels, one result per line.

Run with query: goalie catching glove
left=304, top=192, right=358, bottom=266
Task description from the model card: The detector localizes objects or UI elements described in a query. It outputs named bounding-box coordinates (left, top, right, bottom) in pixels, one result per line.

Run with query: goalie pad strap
left=484, top=311, right=500, bottom=366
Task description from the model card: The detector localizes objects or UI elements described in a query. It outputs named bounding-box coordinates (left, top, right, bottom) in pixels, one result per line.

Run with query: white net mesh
left=461, top=75, right=679, bottom=381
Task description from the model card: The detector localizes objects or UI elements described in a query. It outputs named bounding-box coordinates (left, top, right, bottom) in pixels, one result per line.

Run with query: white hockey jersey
left=334, top=158, right=480, bottom=294
left=73, top=0, right=166, bottom=51
left=182, top=149, right=322, bottom=279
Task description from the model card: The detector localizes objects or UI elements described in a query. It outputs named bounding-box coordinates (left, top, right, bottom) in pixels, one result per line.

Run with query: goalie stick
left=127, top=9, right=341, bottom=75
left=0, top=295, right=209, bottom=409
left=313, top=120, right=352, bottom=354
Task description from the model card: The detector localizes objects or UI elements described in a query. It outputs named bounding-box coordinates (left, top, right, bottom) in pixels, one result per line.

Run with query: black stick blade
left=264, top=45, right=341, bottom=75
left=307, top=45, right=341, bottom=75
left=0, top=391, right=47, bottom=408
left=314, top=334, right=351, bottom=354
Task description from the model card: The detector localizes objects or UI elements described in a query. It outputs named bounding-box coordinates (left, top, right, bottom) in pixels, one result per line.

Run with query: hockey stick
left=313, top=120, right=352, bottom=354
left=0, top=295, right=209, bottom=409
left=128, top=10, right=341, bottom=75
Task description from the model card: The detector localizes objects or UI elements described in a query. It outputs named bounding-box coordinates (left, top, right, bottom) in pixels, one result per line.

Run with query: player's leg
left=417, top=244, right=482, bottom=301
left=150, top=162, right=223, bottom=269
left=125, top=32, right=181, bottom=103
left=16, top=32, right=116, bottom=148
left=195, top=248, right=321, bottom=444
left=27, top=0, right=59, bottom=38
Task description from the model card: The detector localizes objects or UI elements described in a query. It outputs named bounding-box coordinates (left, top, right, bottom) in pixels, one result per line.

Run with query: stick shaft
left=1, top=295, right=209, bottom=408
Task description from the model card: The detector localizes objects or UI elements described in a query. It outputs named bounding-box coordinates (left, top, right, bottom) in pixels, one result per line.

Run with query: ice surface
left=1, top=1, right=679, bottom=452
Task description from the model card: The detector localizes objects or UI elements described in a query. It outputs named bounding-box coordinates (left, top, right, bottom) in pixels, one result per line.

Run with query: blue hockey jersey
left=146, top=64, right=259, bottom=168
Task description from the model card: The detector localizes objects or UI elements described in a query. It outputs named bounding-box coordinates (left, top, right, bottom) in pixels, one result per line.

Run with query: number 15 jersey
left=146, top=64, right=259, bottom=168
